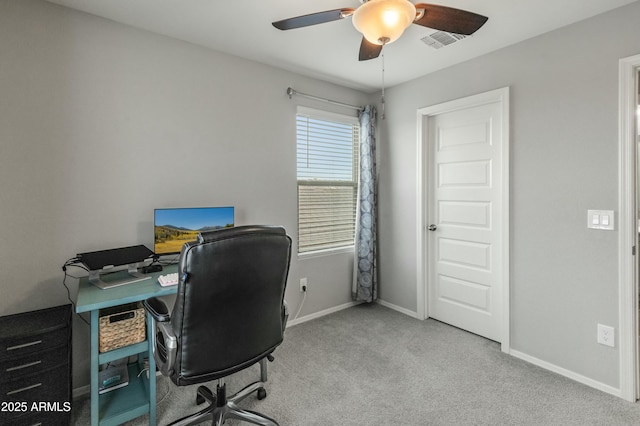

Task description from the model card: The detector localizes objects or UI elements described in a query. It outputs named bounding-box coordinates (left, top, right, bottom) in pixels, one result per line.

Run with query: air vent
left=421, top=31, right=467, bottom=49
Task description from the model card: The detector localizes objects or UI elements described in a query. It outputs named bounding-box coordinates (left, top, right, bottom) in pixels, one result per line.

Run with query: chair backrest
left=169, top=225, right=292, bottom=386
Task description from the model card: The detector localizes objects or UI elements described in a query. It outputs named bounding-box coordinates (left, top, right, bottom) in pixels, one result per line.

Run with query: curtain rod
left=286, top=87, right=364, bottom=112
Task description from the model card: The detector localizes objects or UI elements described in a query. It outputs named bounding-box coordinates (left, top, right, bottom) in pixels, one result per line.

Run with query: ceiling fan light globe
left=352, top=0, right=416, bottom=45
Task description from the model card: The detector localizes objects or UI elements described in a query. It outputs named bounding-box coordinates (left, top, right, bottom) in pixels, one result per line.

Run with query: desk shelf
left=99, top=341, right=148, bottom=365
left=76, top=264, right=178, bottom=426
left=88, top=309, right=157, bottom=426
left=98, top=363, right=150, bottom=426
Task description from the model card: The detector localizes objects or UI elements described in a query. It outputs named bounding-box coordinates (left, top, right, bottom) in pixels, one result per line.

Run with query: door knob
left=428, top=224, right=437, bottom=231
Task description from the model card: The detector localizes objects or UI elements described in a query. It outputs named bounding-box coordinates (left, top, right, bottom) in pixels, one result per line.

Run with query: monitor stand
left=89, top=264, right=152, bottom=290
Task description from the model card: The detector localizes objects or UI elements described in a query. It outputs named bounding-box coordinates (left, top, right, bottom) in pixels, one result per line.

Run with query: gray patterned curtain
left=352, top=105, right=377, bottom=302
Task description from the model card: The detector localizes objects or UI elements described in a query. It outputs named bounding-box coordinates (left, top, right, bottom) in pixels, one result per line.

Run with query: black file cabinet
left=0, top=304, right=72, bottom=425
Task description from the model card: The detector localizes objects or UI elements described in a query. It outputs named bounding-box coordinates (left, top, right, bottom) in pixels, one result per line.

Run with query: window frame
left=296, top=106, right=360, bottom=256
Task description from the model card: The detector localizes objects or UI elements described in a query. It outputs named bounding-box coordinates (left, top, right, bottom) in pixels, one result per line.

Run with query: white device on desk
left=158, top=273, right=179, bottom=286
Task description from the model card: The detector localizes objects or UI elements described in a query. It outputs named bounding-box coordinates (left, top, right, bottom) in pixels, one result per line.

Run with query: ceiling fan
left=272, top=0, right=488, bottom=61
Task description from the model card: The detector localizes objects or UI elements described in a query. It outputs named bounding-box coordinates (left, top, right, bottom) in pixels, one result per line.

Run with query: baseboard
left=287, top=298, right=421, bottom=328
left=510, top=349, right=621, bottom=398
left=73, top=384, right=90, bottom=399
left=287, top=301, right=361, bottom=327
left=375, top=298, right=420, bottom=319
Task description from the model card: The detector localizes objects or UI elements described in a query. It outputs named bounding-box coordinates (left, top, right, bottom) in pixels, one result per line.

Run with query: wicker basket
left=99, top=302, right=146, bottom=353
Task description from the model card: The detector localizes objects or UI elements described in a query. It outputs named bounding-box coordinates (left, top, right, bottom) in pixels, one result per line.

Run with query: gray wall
left=378, top=2, right=640, bottom=389
left=0, top=0, right=372, bottom=390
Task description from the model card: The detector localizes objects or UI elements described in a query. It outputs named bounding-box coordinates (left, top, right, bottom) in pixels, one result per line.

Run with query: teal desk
left=76, top=264, right=178, bottom=426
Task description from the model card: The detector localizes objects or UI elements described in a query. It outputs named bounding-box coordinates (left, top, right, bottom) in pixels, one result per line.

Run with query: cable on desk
left=158, top=253, right=180, bottom=266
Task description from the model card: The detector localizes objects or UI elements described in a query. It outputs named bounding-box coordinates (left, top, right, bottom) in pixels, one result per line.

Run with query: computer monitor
left=154, top=206, right=235, bottom=256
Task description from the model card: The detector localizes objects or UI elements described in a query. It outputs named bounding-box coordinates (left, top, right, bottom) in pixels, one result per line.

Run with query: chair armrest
left=143, top=297, right=170, bottom=322
left=143, top=297, right=177, bottom=376
left=282, top=300, right=289, bottom=332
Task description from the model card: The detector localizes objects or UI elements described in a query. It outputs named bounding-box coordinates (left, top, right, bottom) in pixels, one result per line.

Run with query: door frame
left=416, top=87, right=510, bottom=353
left=618, top=53, right=640, bottom=402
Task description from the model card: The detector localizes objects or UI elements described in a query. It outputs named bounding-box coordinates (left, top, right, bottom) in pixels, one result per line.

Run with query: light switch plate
left=587, top=210, right=615, bottom=230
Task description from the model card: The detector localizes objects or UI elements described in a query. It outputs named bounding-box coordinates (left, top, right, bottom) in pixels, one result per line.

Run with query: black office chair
left=143, top=225, right=292, bottom=426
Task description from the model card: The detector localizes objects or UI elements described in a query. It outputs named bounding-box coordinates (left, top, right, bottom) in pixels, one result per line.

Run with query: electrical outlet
left=300, top=277, right=308, bottom=293
left=597, top=324, right=615, bottom=347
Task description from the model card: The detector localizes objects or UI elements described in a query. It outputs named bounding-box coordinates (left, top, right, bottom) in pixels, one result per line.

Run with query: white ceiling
left=45, top=0, right=637, bottom=92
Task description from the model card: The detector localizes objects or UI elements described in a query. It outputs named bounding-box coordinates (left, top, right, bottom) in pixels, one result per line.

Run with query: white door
left=425, top=92, right=507, bottom=343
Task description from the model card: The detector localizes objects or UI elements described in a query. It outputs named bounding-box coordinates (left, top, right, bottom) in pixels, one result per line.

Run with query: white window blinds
left=296, top=109, right=359, bottom=253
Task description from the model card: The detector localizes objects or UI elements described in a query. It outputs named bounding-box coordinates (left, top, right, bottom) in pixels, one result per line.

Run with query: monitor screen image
left=154, top=206, right=234, bottom=255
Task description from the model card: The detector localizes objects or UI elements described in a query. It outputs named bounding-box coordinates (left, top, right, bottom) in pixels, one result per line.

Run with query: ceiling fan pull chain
left=381, top=52, right=386, bottom=120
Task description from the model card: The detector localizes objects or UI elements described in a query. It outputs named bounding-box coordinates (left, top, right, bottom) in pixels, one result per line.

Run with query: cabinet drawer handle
left=6, top=360, right=42, bottom=372
left=6, top=382, right=42, bottom=395
left=7, top=340, right=42, bottom=351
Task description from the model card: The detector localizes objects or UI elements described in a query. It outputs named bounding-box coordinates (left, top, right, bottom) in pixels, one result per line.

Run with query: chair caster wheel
left=257, top=388, right=267, bottom=400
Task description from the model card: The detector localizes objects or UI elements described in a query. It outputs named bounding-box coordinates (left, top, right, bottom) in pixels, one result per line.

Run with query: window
left=296, top=107, right=359, bottom=254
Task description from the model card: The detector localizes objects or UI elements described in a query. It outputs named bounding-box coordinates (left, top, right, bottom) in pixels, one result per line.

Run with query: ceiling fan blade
left=359, top=37, right=383, bottom=61
left=413, top=4, right=488, bottom=35
left=272, top=8, right=355, bottom=30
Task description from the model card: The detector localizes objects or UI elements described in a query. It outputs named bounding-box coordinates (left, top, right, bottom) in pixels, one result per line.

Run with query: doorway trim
left=416, top=87, right=510, bottom=353
left=618, top=53, right=640, bottom=402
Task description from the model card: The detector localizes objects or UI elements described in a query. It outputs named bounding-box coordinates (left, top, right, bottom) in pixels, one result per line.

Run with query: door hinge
left=633, top=246, right=636, bottom=256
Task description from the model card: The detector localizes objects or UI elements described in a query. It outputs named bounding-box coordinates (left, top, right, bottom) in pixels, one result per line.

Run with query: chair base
left=167, top=380, right=278, bottom=426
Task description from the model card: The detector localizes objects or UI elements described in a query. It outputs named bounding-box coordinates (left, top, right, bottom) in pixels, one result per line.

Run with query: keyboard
left=157, top=273, right=179, bottom=287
